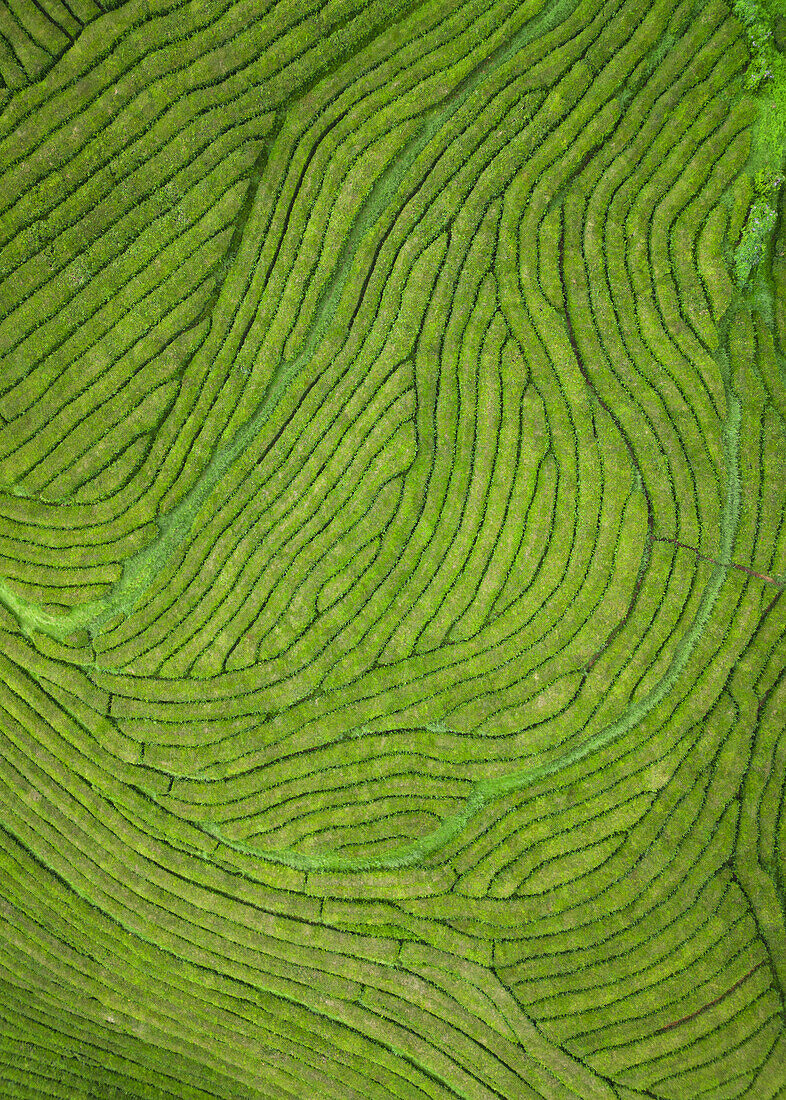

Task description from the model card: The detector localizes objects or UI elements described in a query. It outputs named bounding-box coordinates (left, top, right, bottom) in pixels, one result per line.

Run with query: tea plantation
left=0, top=0, right=785, bottom=1095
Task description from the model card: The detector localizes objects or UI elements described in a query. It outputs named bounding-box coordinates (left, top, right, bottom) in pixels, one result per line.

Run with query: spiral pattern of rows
left=1, top=0, right=785, bottom=1095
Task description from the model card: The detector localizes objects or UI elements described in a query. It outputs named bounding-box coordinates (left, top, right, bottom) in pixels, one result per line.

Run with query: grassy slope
left=0, top=0, right=785, bottom=1097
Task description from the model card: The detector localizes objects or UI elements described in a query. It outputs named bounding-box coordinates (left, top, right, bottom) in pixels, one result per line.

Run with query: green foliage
left=0, top=0, right=785, bottom=1096
left=735, top=192, right=779, bottom=285
left=734, top=0, right=778, bottom=86
left=731, top=0, right=786, bottom=284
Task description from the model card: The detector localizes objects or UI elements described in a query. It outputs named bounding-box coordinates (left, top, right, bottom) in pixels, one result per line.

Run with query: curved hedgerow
left=0, top=0, right=784, bottom=1096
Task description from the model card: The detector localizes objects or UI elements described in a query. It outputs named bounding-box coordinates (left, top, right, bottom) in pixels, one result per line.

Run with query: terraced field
left=1, top=0, right=785, bottom=1095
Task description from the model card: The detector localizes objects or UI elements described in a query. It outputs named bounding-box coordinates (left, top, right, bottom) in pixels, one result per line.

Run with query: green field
left=0, top=0, right=785, bottom=1095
